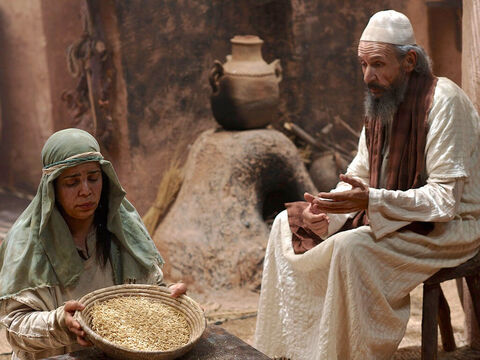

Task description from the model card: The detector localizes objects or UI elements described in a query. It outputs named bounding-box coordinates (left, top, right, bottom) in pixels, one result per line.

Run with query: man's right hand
left=303, top=193, right=330, bottom=237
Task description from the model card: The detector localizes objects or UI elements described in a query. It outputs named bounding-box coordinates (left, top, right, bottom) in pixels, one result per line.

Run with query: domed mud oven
left=153, top=128, right=316, bottom=290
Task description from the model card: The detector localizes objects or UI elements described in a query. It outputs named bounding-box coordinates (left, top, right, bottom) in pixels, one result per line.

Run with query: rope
left=66, top=7, right=93, bottom=78
left=66, top=35, right=90, bottom=78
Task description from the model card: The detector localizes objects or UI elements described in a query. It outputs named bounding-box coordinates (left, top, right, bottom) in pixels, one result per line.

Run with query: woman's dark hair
left=94, top=171, right=112, bottom=267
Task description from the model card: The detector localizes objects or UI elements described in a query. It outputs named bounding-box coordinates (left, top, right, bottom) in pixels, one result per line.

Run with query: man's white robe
left=254, top=77, right=480, bottom=359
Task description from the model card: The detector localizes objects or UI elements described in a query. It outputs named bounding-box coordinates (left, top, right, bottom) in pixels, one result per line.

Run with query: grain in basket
left=90, top=296, right=190, bottom=351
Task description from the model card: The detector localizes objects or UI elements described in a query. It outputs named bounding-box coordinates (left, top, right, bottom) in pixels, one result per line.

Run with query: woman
left=0, top=128, right=186, bottom=360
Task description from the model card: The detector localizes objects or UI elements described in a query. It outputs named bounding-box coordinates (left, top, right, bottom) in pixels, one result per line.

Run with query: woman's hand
left=169, top=282, right=188, bottom=298
left=303, top=193, right=330, bottom=237
left=64, top=300, right=91, bottom=347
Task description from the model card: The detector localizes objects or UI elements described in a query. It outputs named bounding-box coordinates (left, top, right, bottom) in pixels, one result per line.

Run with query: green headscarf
left=0, top=128, right=164, bottom=300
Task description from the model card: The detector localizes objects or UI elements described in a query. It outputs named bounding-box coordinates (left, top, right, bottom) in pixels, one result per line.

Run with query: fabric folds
left=0, top=128, right=164, bottom=300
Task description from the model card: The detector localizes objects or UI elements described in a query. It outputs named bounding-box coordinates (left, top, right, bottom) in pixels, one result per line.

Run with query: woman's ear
left=403, top=49, right=417, bottom=73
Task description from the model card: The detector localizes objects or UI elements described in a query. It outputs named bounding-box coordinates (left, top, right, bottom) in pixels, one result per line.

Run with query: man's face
left=358, top=41, right=406, bottom=99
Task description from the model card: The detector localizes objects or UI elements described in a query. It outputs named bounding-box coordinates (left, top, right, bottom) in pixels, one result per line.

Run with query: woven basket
left=75, top=284, right=206, bottom=360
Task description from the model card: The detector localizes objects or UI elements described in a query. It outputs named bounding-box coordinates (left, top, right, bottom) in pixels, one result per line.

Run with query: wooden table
left=45, top=325, right=271, bottom=359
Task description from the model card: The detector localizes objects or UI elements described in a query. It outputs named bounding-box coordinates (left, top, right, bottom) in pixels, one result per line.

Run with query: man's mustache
left=367, top=83, right=388, bottom=91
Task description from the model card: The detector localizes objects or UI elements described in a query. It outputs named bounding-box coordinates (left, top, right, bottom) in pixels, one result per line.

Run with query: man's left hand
left=313, top=174, right=369, bottom=214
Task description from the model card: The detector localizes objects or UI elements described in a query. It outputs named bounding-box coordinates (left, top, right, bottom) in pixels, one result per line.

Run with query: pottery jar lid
left=230, top=35, right=264, bottom=45
left=223, top=35, right=276, bottom=76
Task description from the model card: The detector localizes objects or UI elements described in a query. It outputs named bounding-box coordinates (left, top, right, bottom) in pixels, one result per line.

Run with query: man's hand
left=313, top=174, right=369, bottom=214
left=169, top=282, right=187, bottom=298
left=64, top=301, right=91, bottom=347
left=303, top=193, right=330, bottom=237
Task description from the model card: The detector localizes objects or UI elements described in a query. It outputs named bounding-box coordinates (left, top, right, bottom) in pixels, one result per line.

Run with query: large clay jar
left=209, top=35, right=282, bottom=130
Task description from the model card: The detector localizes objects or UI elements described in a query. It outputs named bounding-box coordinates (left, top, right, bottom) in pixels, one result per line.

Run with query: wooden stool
left=421, top=251, right=480, bottom=360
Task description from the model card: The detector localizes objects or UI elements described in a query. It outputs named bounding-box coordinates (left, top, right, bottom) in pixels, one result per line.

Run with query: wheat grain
left=90, top=296, right=190, bottom=351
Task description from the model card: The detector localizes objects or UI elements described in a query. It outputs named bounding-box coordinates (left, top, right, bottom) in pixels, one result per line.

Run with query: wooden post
left=461, top=0, right=480, bottom=348
left=438, top=288, right=456, bottom=351
left=422, top=283, right=440, bottom=360
left=462, top=0, right=480, bottom=111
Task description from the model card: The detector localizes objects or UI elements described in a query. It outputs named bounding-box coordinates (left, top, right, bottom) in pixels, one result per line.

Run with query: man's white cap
left=360, top=10, right=416, bottom=46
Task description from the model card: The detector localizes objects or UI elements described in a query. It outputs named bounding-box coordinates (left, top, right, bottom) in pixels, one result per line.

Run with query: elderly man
left=254, top=10, right=480, bottom=360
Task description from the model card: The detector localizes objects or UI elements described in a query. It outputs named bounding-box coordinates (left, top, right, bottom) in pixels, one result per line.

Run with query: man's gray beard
left=364, top=78, right=409, bottom=124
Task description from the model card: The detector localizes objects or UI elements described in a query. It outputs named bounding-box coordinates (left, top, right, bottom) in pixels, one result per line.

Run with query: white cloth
left=254, top=77, right=480, bottom=359
left=360, top=10, right=416, bottom=46
left=0, top=232, right=164, bottom=360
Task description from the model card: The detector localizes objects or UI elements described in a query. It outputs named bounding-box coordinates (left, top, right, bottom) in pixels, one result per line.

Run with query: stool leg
left=438, top=287, right=456, bottom=351
left=422, top=283, right=440, bottom=360
left=466, top=274, right=480, bottom=329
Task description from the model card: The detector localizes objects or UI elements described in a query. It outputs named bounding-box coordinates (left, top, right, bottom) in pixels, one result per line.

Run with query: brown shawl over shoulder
left=287, top=71, right=438, bottom=254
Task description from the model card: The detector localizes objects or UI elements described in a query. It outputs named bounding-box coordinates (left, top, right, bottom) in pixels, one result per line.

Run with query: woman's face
left=55, top=162, right=103, bottom=223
